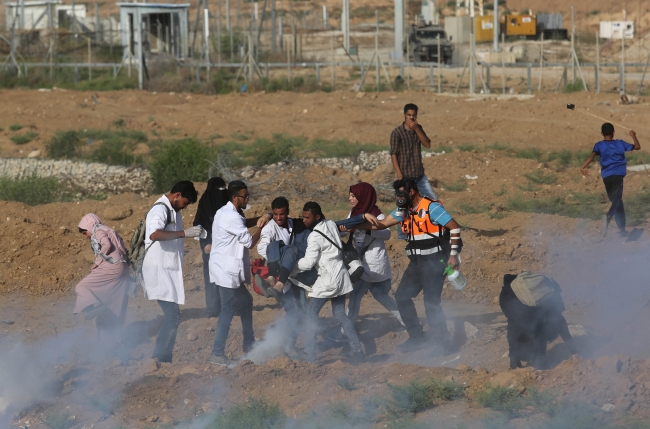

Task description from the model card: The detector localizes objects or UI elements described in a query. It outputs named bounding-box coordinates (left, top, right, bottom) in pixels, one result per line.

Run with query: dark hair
left=302, top=201, right=323, bottom=217
left=78, top=227, right=87, bottom=233
left=393, top=178, right=419, bottom=194
left=272, top=196, right=290, bottom=210
left=228, top=180, right=248, bottom=198
left=602, top=122, right=615, bottom=137
left=404, top=103, right=418, bottom=114
left=170, top=180, right=198, bottom=203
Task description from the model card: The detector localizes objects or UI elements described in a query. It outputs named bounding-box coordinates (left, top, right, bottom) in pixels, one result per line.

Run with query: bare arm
left=251, top=228, right=262, bottom=248
left=630, top=130, right=640, bottom=150
left=391, top=154, right=403, bottom=179
left=580, top=152, right=597, bottom=177
left=150, top=230, right=185, bottom=241
left=354, top=214, right=401, bottom=231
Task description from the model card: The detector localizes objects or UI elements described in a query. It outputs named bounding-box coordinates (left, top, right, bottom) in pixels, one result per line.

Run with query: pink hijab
left=78, top=213, right=127, bottom=254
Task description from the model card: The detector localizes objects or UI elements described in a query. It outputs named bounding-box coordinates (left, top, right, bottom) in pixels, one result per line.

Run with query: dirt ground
left=2, top=89, right=650, bottom=428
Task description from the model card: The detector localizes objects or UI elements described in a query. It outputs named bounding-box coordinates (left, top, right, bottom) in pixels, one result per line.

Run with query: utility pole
left=271, top=0, right=276, bottom=51
left=469, top=0, right=475, bottom=93
left=341, top=0, right=350, bottom=52
left=394, top=0, right=404, bottom=61
left=493, top=0, right=498, bottom=52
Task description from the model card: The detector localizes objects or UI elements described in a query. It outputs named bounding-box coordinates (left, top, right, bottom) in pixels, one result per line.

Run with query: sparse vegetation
left=149, top=138, right=215, bottom=193
left=564, top=79, right=587, bottom=93
left=494, top=184, right=507, bottom=196
left=10, top=130, right=38, bottom=145
left=475, top=384, right=524, bottom=415
left=0, top=175, right=73, bottom=206
left=385, top=378, right=463, bottom=415
left=9, top=123, right=23, bottom=131
left=515, top=148, right=544, bottom=161
left=525, top=170, right=558, bottom=185
left=336, top=376, right=357, bottom=391
left=458, top=143, right=477, bottom=152
left=456, top=201, right=491, bottom=214
left=42, top=410, right=74, bottom=429
left=443, top=178, right=467, bottom=192
left=209, top=397, right=285, bottom=429
left=506, top=193, right=605, bottom=221
left=435, top=144, right=453, bottom=153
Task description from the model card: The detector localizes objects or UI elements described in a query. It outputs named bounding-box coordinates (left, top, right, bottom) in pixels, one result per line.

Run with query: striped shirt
left=390, top=123, right=429, bottom=178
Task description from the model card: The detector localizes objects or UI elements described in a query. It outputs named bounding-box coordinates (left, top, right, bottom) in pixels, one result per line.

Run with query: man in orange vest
left=346, top=178, right=462, bottom=352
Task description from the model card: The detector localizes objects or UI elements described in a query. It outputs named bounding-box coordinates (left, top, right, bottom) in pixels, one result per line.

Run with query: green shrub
left=436, top=145, right=453, bottom=153
left=0, top=175, right=73, bottom=206
left=443, top=178, right=467, bottom=192
left=10, top=130, right=38, bottom=145
left=458, top=143, right=477, bottom=152
left=486, top=142, right=511, bottom=151
left=42, top=410, right=74, bottom=429
left=564, top=79, right=586, bottom=93
left=46, top=130, right=82, bottom=159
left=475, top=384, right=524, bottom=415
left=506, top=193, right=603, bottom=220
left=8, top=123, right=22, bottom=131
left=525, top=170, right=558, bottom=185
left=149, top=138, right=215, bottom=192
left=456, top=202, right=491, bottom=214
left=386, top=379, right=463, bottom=415
left=209, top=397, right=285, bottom=429
left=0, top=126, right=4, bottom=131
left=515, top=148, right=544, bottom=161
left=494, top=184, right=507, bottom=196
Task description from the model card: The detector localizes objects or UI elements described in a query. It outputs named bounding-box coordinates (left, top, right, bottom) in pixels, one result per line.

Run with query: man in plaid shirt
left=390, top=103, right=437, bottom=201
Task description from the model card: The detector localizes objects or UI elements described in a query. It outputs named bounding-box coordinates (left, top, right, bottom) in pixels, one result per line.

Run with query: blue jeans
left=153, top=300, right=180, bottom=363
left=395, top=253, right=450, bottom=344
left=348, top=278, right=404, bottom=326
left=304, top=295, right=363, bottom=358
left=212, top=284, right=255, bottom=356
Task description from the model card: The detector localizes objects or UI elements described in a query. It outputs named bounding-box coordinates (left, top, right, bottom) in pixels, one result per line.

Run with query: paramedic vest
left=401, top=196, right=448, bottom=256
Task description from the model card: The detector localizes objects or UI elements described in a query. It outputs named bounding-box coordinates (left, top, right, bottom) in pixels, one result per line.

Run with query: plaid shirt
left=390, top=122, right=428, bottom=178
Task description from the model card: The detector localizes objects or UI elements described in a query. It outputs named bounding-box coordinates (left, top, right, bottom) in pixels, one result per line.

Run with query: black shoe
left=84, top=304, right=109, bottom=321
left=204, top=310, right=219, bottom=318
left=620, top=229, right=629, bottom=238
left=243, top=341, right=255, bottom=354
left=397, top=336, right=427, bottom=352
left=254, top=274, right=270, bottom=298
left=350, top=350, right=365, bottom=361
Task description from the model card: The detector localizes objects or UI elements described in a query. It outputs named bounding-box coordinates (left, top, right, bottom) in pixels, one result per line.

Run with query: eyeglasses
left=237, top=194, right=250, bottom=200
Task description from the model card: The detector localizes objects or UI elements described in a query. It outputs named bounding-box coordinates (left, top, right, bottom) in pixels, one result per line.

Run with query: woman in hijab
left=343, top=182, right=405, bottom=329
left=76, top=213, right=130, bottom=340
left=194, top=177, right=229, bottom=318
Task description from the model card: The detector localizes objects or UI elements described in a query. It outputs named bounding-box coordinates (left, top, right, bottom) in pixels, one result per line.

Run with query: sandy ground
left=2, top=89, right=650, bottom=428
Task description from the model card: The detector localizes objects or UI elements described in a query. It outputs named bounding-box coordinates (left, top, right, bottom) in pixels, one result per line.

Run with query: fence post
left=316, top=63, right=321, bottom=83
left=25, top=64, right=28, bottom=76
left=74, top=64, right=79, bottom=83
left=400, top=63, right=405, bottom=79
left=429, top=64, right=433, bottom=90
left=360, top=63, right=364, bottom=78
left=265, top=63, right=269, bottom=79
left=113, top=64, right=117, bottom=78
left=527, top=63, right=532, bottom=93
left=486, top=64, right=491, bottom=92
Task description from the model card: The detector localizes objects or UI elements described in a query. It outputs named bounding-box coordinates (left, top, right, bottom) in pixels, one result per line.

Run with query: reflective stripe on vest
left=401, top=196, right=444, bottom=256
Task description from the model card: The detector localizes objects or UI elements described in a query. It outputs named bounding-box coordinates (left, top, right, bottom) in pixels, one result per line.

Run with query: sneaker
left=397, top=336, right=428, bottom=352
left=243, top=341, right=255, bottom=354
left=209, top=354, right=233, bottom=367
left=350, top=350, right=365, bottom=360
left=254, top=274, right=270, bottom=298
left=266, top=286, right=281, bottom=303
left=204, top=310, right=220, bottom=318
left=620, top=229, right=629, bottom=238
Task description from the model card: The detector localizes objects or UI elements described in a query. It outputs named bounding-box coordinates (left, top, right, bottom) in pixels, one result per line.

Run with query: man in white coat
left=142, top=180, right=201, bottom=364
left=293, top=202, right=364, bottom=362
left=209, top=180, right=269, bottom=366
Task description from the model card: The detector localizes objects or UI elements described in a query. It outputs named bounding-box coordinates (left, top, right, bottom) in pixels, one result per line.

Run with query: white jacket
left=349, top=213, right=392, bottom=283
left=209, top=202, right=253, bottom=288
left=295, top=219, right=353, bottom=298
left=142, top=195, right=185, bottom=304
left=257, top=218, right=293, bottom=260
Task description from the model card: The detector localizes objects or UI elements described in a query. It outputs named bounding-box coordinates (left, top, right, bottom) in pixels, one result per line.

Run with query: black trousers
left=202, top=252, right=221, bottom=317
left=603, top=175, right=626, bottom=230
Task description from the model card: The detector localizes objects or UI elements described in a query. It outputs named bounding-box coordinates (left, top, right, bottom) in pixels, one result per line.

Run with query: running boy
left=580, top=123, right=640, bottom=237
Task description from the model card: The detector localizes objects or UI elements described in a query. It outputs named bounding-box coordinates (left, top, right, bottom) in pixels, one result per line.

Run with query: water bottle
left=442, top=260, right=467, bottom=290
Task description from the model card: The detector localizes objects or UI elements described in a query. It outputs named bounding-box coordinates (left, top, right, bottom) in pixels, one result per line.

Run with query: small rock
left=456, top=363, right=470, bottom=371
left=1, top=320, right=15, bottom=325
left=186, top=332, right=198, bottom=341
left=148, top=415, right=159, bottom=422
left=464, top=321, right=479, bottom=339
left=240, top=166, right=255, bottom=179
left=27, top=150, right=41, bottom=158
left=601, top=404, right=615, bottom=412
left=488, top=238, right=502, bottom=247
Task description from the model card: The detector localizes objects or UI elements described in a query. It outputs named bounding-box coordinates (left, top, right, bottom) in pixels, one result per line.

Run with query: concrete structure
left=445, top=16, right=471, bottom=44
left=4, top=0, right=85, bottom=30
left=394, top=0, right=403, bottom=60
left=118, top=2, right=189, bottom=89
left=599, top=21, right=634, bottom=40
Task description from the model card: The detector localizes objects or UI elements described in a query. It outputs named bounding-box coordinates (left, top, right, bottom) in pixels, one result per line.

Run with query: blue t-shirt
left=593, top=139, right=634, bottom=178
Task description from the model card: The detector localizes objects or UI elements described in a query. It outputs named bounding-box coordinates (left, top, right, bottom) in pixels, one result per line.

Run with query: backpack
left=314, top=229, right=365, bottom=283
left=510, top=272, right=557, bottom=307
left=126, top=202, right=172, bottom=294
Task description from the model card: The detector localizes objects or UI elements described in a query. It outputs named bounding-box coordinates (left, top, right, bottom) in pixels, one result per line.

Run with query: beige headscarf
left=78, top=213, right=127, bottom=255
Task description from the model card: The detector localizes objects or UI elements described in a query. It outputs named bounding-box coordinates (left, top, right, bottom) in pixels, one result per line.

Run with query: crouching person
left=293, top=202, right=365, bottom=362
left=500, top=272, right=577, bottom=370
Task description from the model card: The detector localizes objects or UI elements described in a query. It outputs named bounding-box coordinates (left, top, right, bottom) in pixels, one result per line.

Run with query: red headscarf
left=350, top=182, right=382, bottom=217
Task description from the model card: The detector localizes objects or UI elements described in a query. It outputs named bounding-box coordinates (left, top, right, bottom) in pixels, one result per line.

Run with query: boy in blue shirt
left=580, top=123, right=640, bottom=237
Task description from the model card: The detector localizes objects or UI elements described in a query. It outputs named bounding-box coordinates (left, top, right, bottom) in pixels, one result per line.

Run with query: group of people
left=71, top=103, right=634, bottom=369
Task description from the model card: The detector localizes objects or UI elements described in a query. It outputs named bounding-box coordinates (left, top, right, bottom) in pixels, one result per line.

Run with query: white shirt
left=350, top=213, right=392, bottom=283
left=142, top=195, right=186, bottom=304
left=257, top=218, right=293, bottom=260
left=209, top=201, right=253, bottom=288
left=295, top=219, right=353, bottom=298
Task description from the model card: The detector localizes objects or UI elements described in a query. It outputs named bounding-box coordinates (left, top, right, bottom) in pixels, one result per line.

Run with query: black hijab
left=194, top=177, right=228, bottom=231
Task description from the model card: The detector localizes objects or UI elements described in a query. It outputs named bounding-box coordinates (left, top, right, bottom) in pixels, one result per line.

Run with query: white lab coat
left=209, top=202, right=253, bottom=288
left=349, top=213, right=392, bottom=283
left=142, top=195, right=185, bottom=304
left=295, top=219, right=352, bottom=298
left=257, top=218, right=293, bottom=260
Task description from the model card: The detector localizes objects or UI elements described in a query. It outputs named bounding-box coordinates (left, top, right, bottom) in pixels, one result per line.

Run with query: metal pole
left=469, top=0, right=475, bottom=94
left=501, top=32, right=505, bottom=94
left=248, top=33, right=253, bottom=81
left=376, top=10, right=380, bottom=91
left=330, top=33, right=335, bottom=88
left=271, top=0, right=276, bottom=51
left=437, top=34, right=441, bottom=92
left=621, top=29, right=625, bottom=94
left=95, top=3, right=101, bottom=43
left=217, top=0, right=222, bottom=64
left=88, top=36, right=92, bottom=80
left=571, top=6, right=575, bottom=84
left=19, top=0, right=25, bottom=29
left=429, top=64, right=434, bottom=90
left=538, top=31, right=543, bottom=91
left=493, top=0, right=498, bottom=52
left=394, top=0, right=404, bottom=61
left=595, top=30, right=600, bottom=93
left=287, top=37, right=291, bottom=83
left=526, top=63, right=531, bottom=93
left=205, top=8, right=210, bottom=77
